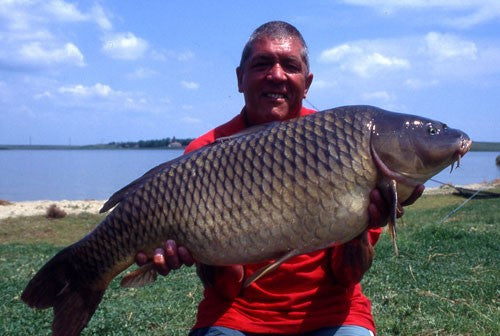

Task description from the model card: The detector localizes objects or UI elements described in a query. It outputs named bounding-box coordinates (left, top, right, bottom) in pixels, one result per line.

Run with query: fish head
left=370, top=110, right=472, bottom=202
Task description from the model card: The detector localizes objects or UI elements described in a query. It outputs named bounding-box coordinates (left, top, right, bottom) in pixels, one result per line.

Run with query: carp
left=21, top=105, right=471, bottom=335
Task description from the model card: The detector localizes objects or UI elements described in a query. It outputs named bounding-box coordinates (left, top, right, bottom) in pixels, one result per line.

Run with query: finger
left=153, top=248, right=170, bottom=276
left=401, top=184, right=425, bottom=206
left=369, top=188, right=385, bottom=209
left=368, top=203, right=389, bottom=228
left=368, top=203, right=382, bottom=228
left=358, top=230, right=369, bottom=245
left=165, top=240, right=181, bottom=270
left=135, top=251, right=149, bottom=266
left=178, top=246, right=195, bottom=266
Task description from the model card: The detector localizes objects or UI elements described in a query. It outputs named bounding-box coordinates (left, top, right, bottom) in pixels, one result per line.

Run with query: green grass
left=365, top=195, right=499, bottom=335
left=0, top=195, right=498, bottom=335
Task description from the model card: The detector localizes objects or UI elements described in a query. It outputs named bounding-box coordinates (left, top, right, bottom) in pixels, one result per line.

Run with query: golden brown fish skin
left=21, top=105, right=471, bottom=336
left=71, top=106, right=377, bottom=287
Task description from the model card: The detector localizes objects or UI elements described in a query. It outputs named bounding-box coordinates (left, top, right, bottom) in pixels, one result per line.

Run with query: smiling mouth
left=264, top=92, right=287, bottom=99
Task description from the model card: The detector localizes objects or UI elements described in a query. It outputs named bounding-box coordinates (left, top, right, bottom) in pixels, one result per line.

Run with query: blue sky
left=1, top=0, right=499, bottom=145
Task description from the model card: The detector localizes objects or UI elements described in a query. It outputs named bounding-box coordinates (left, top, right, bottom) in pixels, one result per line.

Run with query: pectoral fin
left=243, top=249, right=300, bottom=287
left=120, top=263, right=158, bottom=288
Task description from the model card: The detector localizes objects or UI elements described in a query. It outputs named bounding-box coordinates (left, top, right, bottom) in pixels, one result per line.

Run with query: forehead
left=247, top=37, right=304, bottom=60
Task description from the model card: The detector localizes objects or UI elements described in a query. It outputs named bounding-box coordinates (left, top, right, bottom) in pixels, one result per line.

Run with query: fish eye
left=427, top=123, right=439, bottom=135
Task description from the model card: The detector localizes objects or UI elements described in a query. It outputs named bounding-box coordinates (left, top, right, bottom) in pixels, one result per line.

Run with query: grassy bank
left=0, top=194, right=498, bottom=335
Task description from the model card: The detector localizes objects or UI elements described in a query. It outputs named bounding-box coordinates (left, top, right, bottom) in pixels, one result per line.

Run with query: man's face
left=236, top=37, right=313, bottom=125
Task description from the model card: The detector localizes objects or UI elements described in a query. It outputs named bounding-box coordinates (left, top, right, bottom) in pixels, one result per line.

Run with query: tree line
left=106, top=137, right=193, bottom=149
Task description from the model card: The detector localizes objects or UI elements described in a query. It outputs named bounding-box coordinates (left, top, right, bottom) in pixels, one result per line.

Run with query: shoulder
left=299, top=107, right=317, bottom=117
left=184, top=113, right=246, bottom=153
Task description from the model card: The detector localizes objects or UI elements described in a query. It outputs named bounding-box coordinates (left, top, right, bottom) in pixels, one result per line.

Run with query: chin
left=270, top=107, right=292, bottom=120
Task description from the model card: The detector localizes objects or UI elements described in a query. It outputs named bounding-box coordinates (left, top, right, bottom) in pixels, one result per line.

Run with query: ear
left=303, top=73, right=314, bottom=98
left=236, top=66, right=244, bottom=93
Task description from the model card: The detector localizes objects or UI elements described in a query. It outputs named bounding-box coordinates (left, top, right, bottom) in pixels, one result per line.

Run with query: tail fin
left=21, top=247, right=105, bottom=336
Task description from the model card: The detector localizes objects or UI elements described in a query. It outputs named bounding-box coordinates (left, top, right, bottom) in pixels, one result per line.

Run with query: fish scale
left=21, top=105, right=471, bottom=336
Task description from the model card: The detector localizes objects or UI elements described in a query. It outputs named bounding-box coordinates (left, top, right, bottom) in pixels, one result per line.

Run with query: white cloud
left=404, top=78, right=439, bottom=89
left=34, top=91, right=53, bottom=99
left=19, top=42, right=84, bottom=67
left=90, top=5, right=112, bottom=30
left=311, top=79, right=337, bottom=89
left=320, top=44, right=362, bottom=62
left=58, top=83, right=114, bottom=97
left=0, top=1, right=114, bottom=71
left=102, top=32, right=148, bottom=60
left=41, top=1, right=112, bottom=29
left=151, top=49, right=195, bottom=62
left=353, top=53, right=409, bottom=77
left=341, top=0, right=500, bottom=28
left=423, top=32, right=477, bottom=61
left=317, top=32, right=486, bottom=82
left=320, top=43, right=410, bottom=78
left=177, top=51, right=195, bottom=62
left=181, top=80, right=200, bottom=90
left=44, top=0, right=87, bottom=22
left=127, top=67, right=157, bottom=79
left=362, top=90, right=394, bottom=102
left=181, top=115, right=202, bottom=124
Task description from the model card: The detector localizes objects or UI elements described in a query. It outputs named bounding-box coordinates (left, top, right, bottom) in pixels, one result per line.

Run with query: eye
left=283, top=62, right=301, bottom=73
left=251, top=62, right=269, bottom=70
left=427, top=123, right=439, bottom=135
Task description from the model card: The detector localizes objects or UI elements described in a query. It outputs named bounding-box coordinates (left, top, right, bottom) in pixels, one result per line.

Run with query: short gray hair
left=239, top=21, right=310, bottom=73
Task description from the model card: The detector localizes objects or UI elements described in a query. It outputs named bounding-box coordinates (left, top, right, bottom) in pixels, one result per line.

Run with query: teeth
left=266, top=93, right=285, bottom=99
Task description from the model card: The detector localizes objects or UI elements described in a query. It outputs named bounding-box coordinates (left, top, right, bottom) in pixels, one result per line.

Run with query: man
left=137, top=21, right=423, bottom=336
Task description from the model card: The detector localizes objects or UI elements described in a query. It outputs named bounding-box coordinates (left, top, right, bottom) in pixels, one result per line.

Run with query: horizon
left=1, top=1, right=499, bottom=145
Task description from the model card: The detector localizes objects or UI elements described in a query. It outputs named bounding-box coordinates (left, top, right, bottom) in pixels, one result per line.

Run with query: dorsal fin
left=100, top=121, right=277, bottom=214
left=100, top=149, right=196, bottom=213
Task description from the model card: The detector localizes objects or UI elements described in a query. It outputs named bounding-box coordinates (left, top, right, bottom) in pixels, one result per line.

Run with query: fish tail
left=21, top=247, right=106, bottom=336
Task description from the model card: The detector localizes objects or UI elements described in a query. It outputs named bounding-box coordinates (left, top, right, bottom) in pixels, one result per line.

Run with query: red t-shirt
left=186, top=107, right=381, bottom=334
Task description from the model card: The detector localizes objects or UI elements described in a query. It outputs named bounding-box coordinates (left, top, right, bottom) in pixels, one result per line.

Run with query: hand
left=197, top=264, right=244, bottom=300
left=401, top=184, right=425, bottom=206
left=368, top=184, right=425, bottom=228
left=330, top=231, right=374, bottom=286
left=135, top=240, right=195, bottom=276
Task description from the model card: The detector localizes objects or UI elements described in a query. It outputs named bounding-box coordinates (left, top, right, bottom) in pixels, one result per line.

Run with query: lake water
left=0, top=149, right=498, bottom=201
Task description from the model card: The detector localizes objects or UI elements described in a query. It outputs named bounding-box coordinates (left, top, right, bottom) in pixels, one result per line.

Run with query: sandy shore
left=0, top=199, right=106, bottom=220
left=0, top=180, right=498, bottom=220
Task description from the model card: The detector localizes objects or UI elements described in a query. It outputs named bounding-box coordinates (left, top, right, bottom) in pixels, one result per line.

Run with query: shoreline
left=0, top=199, right=106, bottom=220
left=1, top=181, right=498, bottom=220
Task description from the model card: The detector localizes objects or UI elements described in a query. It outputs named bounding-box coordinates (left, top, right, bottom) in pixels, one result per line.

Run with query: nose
left=266, top=63, right=286, bottom=82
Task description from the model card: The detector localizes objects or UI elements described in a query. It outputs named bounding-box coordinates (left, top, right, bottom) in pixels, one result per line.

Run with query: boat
left=452, top=186, right=500, bottom=199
